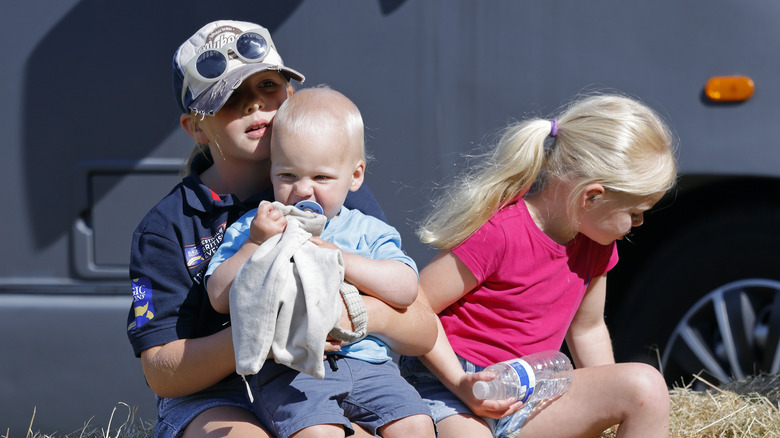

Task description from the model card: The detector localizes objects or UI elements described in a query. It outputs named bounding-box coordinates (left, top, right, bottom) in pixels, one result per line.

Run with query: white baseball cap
left=173, top=20, right=305, bottom=115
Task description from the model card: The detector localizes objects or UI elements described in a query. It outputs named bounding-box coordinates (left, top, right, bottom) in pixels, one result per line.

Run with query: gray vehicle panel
left=2, top=0, right=778, bottom=433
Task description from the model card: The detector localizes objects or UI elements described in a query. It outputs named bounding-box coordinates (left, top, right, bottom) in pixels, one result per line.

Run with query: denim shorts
left=399, top=356, right=535, bottom=438
left=154, top=376, right=255, bottom=438
left=252, top=357, right=433, bottom=438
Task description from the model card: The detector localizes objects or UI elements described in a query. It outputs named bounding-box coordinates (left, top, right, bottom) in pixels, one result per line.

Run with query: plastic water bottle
left=472, top=350, right=573, bottom=404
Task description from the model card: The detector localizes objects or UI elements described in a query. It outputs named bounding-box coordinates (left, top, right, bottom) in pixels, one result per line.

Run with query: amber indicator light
left=705, top=75, right=755, bottom=102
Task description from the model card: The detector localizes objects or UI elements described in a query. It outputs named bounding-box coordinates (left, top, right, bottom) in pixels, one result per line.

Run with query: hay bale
left=720, top=373, right=780, bottom=406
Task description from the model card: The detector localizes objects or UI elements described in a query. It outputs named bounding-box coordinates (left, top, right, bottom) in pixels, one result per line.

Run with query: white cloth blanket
left=229, top=201, right=366, bottom=381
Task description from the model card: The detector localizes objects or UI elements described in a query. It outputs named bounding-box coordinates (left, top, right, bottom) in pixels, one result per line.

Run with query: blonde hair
left=272, top=85, right=365, bottom=161
left=419, top=93, right=678, bottom=249
left=180, top=140, right=209, bottom=178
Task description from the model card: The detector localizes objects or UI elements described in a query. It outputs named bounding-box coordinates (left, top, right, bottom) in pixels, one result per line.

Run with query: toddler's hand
left=249, top=203, right=287, bottom=245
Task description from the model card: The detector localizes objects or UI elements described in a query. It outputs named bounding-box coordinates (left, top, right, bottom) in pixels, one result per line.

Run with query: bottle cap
left=472, top=381, right=490, bottom=400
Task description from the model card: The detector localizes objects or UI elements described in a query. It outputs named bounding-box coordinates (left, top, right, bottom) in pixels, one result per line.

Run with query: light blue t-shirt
left=207, top=205, right=418, bottom=363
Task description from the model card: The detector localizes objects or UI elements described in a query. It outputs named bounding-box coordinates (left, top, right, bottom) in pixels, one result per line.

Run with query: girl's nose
left=244, top=92, right=265, bottom=115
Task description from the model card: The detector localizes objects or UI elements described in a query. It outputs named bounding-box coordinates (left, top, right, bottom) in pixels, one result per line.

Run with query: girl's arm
left=140, top=328, right=236, bottom=398
left=143, top=288, right=411, bottom=399
left=565, top=274, right=615, bottom=368
left=417, top=251, right=524, bottom=419
left=417, top=251, right=479, bottom=312
left=211, top=239, right=435, bottom=356
left=419, top=316, right=522, bottom=419
left=360, top=291, right=437, bottom=356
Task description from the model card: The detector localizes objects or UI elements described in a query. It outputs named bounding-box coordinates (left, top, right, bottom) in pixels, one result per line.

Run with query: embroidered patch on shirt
left=185, top=245, right=205, bottom=268
left=184, top=224, right=226, bottom=270
left=128, top=277, right=155, bottom=331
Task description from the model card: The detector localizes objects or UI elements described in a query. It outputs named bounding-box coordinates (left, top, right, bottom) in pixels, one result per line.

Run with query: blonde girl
left=403, top=93, right=677, bottom=438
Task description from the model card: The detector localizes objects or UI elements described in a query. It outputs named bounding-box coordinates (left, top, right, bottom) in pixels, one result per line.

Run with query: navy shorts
left=399, top=356, right=535, bottom=438
left=252, top=357, right=432, bottom=438
left=154, top=376, right=256, bottom=438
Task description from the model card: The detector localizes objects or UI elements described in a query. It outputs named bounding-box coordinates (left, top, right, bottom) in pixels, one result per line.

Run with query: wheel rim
left=661, top=278, right=780, bottom=387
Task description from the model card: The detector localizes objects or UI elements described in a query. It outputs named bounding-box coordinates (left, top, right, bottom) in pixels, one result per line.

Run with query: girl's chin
left=250, top=143, right=271, bottom=160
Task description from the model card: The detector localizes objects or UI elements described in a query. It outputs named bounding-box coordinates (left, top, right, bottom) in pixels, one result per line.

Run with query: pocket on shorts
left=398, top=356, right=439, bottom=386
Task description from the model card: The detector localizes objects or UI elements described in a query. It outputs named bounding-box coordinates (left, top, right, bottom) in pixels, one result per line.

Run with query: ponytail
left=418, top=119, right=552, bottom=249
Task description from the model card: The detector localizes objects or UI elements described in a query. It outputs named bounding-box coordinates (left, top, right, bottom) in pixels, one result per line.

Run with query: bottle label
left=506, top=359, right=536, bottom=404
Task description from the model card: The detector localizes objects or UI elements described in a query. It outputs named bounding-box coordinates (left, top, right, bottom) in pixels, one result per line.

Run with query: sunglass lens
left=236, top=33, right=268, bottom=60
left=195, top=51, right=227, bottom=79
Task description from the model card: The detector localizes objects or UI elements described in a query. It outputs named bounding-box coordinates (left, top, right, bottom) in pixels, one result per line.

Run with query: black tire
left=661, top=278, right=780, bottom=389
left=607, top=203, right=780, bottom=387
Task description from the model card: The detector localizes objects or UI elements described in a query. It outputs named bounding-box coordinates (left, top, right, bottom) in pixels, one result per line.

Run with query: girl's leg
left=435, top=413, right=494, bottom=438
left=291, top=424, right=345, bottom=438
left=351, top=424, right=375, bottom=437
left=517, top=363, right=670, bottom=438
left=378, top=414, right=436, bottom=438
left=182, top=406, right=271, bottom=438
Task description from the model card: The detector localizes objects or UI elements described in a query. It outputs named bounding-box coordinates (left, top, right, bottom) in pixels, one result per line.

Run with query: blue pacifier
left=295, top=200, right=323, bottom=215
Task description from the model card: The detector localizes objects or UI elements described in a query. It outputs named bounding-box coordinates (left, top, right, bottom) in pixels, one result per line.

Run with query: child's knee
left=292, top=424, right=346, bottom=438
left=625, top=363, right=670, bottom=410
left=379, top=414, right=435, bottom=438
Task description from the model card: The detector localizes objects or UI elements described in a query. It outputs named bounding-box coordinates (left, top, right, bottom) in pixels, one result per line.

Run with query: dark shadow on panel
left=23, top=0, right=302, bottom=252
left=379, top=0, right=407, bottom=14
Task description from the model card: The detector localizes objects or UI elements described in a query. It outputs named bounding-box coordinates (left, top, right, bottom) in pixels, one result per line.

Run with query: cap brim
left=189, top=63, right=305, bottom=115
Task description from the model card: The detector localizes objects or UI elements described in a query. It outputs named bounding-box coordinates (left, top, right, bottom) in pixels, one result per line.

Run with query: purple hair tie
left=550, top=119, right=559, bottom=138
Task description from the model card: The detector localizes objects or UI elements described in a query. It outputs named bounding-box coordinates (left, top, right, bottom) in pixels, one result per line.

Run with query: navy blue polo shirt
left=126, top=153, right=386, bottom=357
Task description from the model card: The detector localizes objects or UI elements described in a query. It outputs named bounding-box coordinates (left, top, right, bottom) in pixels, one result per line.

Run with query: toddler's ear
left=350, top=160, right=366, bottom=192
left=180, top=113, right=211, bottom=144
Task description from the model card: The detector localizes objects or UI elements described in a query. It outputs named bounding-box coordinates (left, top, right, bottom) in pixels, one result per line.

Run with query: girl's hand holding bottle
left=454, top=368, right=526, bottom=419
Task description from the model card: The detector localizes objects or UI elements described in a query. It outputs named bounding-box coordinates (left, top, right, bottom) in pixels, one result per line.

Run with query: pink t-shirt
left=444, top=200, right=618, bottom=367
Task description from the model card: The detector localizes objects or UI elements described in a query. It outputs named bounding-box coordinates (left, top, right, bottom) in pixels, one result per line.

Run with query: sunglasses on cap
left=181, top=28, right=274, bottom=108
